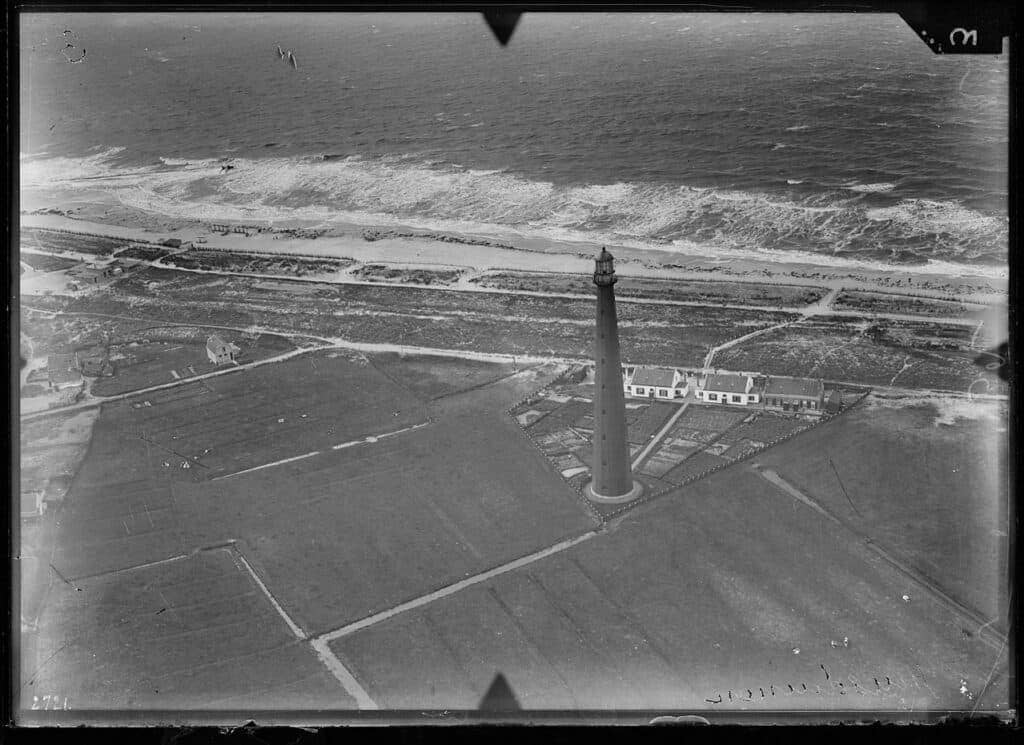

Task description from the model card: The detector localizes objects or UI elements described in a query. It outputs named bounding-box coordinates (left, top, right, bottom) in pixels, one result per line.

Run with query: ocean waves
left=22, top=148, right=1009, bottom=273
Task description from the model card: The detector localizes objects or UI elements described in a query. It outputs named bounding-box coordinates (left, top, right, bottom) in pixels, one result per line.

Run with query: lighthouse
left=585, top=248, right=643, bottom=504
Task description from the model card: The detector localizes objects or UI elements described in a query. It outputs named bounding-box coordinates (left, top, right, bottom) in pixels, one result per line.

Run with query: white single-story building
left=206, top=335, right=241, bottom=365
left=21, top=490, right=46, bottom=520
left=625, top=367, right=688, bottom=400
left=697, top=373, right=760, bottom=405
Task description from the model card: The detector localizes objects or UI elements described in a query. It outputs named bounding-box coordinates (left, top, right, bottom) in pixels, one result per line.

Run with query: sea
left=19, top=12, right=1009, bottom=273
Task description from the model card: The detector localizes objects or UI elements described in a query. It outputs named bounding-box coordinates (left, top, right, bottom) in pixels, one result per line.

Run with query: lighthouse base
left=584, top=479, right=644, bottom=505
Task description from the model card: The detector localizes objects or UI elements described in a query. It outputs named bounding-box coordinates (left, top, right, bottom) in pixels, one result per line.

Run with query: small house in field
left=79, top=346, right=113, bottom=377
left=764, top=376, right=825, bottom=413
left=698, top=373, right=759, bottom=405
left=21, top=490, right=45, bottom=520
left=45, top=474, right=73, bottom=507
left=161, top=238, right=183, bottom=248
left=103, top=260, right=128, bottom=277
left=206, top=335, right=240, bottom=365
left=47, top=353, right=82, bottom=390
left=67, top=266, right=105, bottom=284
left=625, top=367, right=688, bottom=400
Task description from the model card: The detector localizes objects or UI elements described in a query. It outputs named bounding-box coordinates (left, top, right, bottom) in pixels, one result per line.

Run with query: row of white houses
left=619, top=366, right=831, bottom=413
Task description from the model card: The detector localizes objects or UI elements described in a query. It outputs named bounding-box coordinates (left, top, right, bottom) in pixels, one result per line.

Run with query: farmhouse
left=21, top=490, right=45, bottom=520
left=47, top=353, right=82, bottom=390
left=103, top=260, right=130, bottom=277
left=206, top=335, right=241, bottom=365
left=79, top=346, right=113, bottom=377
left=697, top=373, right=759, bottom=405
left=66, top=266, right=105, bottom=284
left=625, top=367, right=688, bottom=400
left=764, top=376, right=825, bottom=412
left=45, top=474, right=73, bottom=507
left=161, top=238, right=183, bottom=248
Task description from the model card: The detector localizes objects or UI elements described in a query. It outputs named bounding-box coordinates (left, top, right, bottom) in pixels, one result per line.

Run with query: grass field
left=21, top=310, right=155, bottom=358
left=20, top=252, right=82, bottom=273
left=715, top=318, right=1002, bottom=393
left=754, top=395, right=1009, bottom=627
left=22, top=346, right=1007, bottom=713
left=351, top=265, right=464, bottom=286
left=22, top=228, right=131, bottom=256
left=471, top=272, right=826, bottom=307
left=40, top=353, right=589, bottom=622
left=172, top=402, right=594, bottom=634
left=24, top=548, right=354, bottom=711
left=107, top=349, right=430, bottom=480
left=331, top=463, right=1007, bottom=711
left=367, top=353, right=518, bottom=401
left=90, top=330, right=296, bottom=397
left=163, top=248, right=355, bottom=276
left=832, top=291, right=986, bottom=319
left=113, top=245, right=170, bottom=262
left=74, top=268, right=799, bottom=369
left=26, top=356, right=589, bottom=713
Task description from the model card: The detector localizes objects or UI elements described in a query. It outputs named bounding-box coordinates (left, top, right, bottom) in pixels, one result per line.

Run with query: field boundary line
left=67, top=552, right=191, bottom=582
left=308, top=639, right=379, bottom=710
left=632, top=401, right=689, bottom=471
left=213, top=420, right=434, bottom=480
left=750, top=466, right=1002, bottom=651
left=229, top=544, right=379, bottom=709
left=212, top=450, right=322, bottom=480
left=315, top=529, right=599, bottom=644
left=20, top=344, right=328, bottom=421
left=231, top=548, right=307, bottom=641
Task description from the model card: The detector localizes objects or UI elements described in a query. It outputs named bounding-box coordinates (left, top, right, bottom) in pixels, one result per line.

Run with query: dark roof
left=765, top=377, right=824, bottom=398
left=631, top=368, right=677, bottom=388
left=49, top=368, right=83, bottom=386
left=21, top=491, right=44, bottom=515
left=703, top=374, right=750, bottom=393
left=597, top=247, right=614, bottom=262
left=47, top=353, right=77, bottom=371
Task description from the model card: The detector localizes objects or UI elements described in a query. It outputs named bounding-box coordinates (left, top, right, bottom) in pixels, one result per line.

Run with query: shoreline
left=19, top=197, right=1008, bottom=304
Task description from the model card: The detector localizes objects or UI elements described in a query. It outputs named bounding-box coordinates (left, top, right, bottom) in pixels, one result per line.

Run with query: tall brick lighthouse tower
left=585, top=248, right=643, bottom=504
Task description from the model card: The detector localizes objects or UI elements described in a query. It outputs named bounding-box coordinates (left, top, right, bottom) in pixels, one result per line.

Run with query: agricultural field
left=351, top=264, right=464, bottom=286
left=832, top=291, right=986, bottom=320
left=331, top=463, right=1007, bottom=711
left=20, top=409, right=100, bottom=499
left=28, top=352, right=593, bottom=708
left=19, top=309, right=299, bottom=397
left=24, top=548, right=353, bottom=712
left=20, top=252, right=81, bottom=273
left=19, top=409, right=101, bottom=631
left=368, top=353, right=520, bottom=401
left=471, top=271, right=827, bottom=307
left=715, top=318, right=1004, bottom=393
left=162, top=248, right=355, bottom=276
left=100, top=348, right=429, bottom=483
left=113, top=244, right=170, bottom=262
left=90, top=329, right=296, bottom=396
left=172, top=404, right=594, bottom=634
left=21, top=228, right=132, bottom=256
left=754, top=394, right=1009, bottom=629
